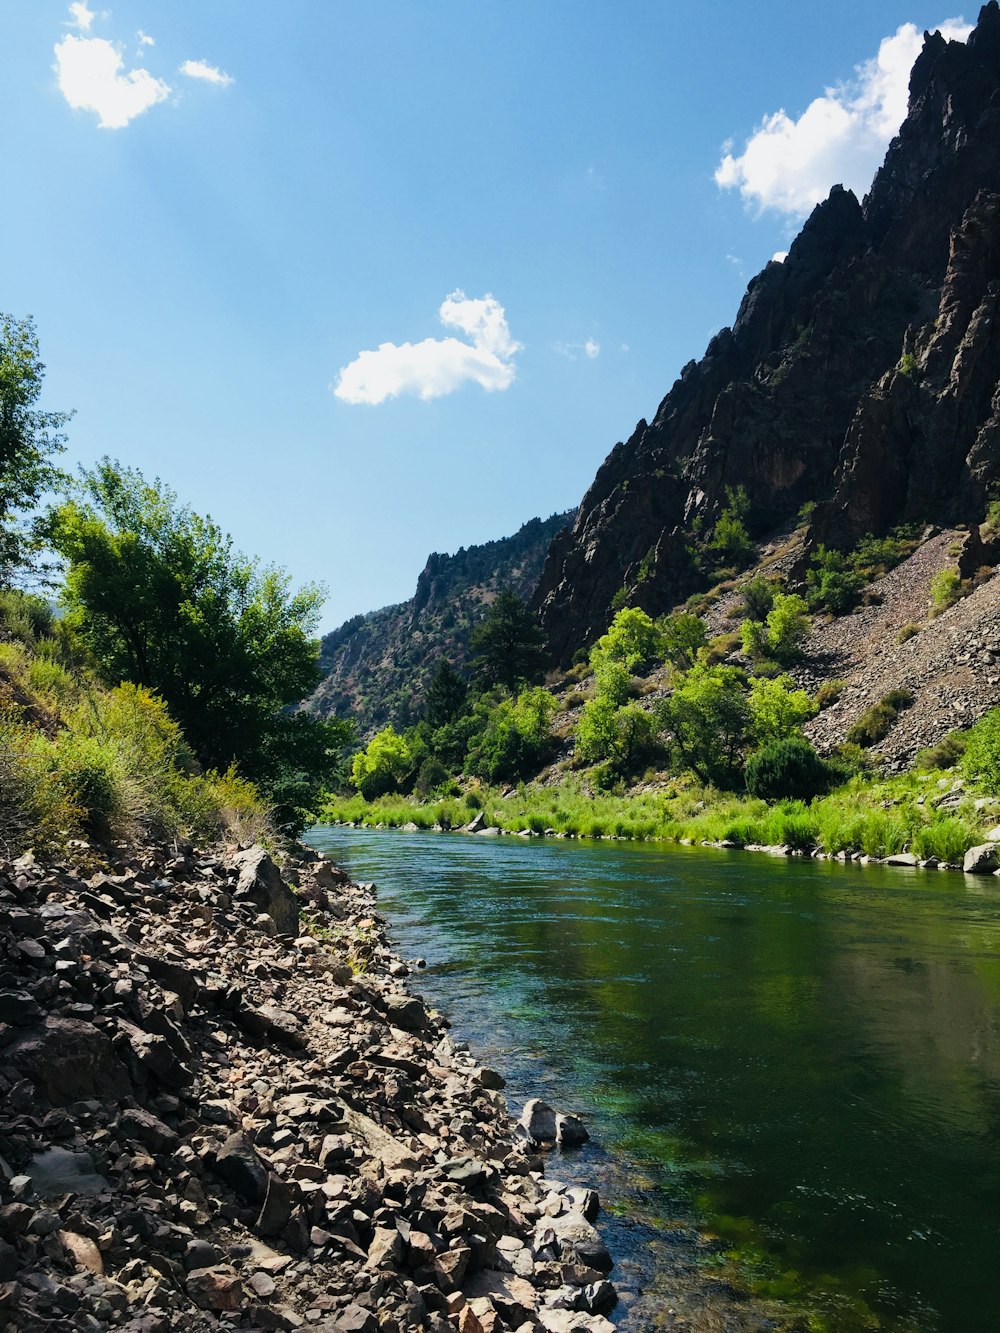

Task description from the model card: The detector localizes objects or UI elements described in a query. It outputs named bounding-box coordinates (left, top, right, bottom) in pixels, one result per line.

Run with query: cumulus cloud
left=716, top=18, right=971, bottom=215
left=180, top=59, right=234, bottom=87
left=772, top=250, right=789, bottom=263
left=54, top=31, right=171, bottom=129
left=334, top=292, right=521, bottom=405
left=67, top=2, right=95, bottom=31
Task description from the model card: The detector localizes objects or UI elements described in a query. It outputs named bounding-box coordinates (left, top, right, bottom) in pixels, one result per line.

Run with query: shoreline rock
left=0, top=840, right=616, bottom=1331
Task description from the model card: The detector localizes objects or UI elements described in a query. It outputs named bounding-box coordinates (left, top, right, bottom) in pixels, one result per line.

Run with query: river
left=304, top=826, right=1000, bottom=1333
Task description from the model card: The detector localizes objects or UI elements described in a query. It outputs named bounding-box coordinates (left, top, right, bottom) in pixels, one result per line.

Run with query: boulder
left=7, top=1019, right=130, bottom=1105
left=520, top=1099, right=557, bottom=1143
left=212, top=1133, right=268, bottom=1206
left=964, top=843, right=1000, bottom=874
left=547, top=1213, right=613, bottom=1274
left=556, top=1114, right=589, bottom=1148
left=186, top=1265, right=242, bottom=1312
left=231, top=846, right=299, bottom=935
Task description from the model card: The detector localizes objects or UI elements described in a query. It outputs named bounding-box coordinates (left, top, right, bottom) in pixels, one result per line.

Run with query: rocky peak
left=535, top=3, right=1000, bottom=663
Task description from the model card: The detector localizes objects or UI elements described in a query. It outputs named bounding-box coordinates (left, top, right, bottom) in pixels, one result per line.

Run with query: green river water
left=305, top=827, right=1000, bottom=1332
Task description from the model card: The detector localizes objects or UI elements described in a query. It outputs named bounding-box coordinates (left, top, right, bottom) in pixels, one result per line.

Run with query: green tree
left=577, top=697, right=656, bottom=770
left=747, top=674, right=817, bottom=744
left=657, top=663, right=751, bottom=787
left=351, top=726, right=414, bottom=799
left=48, top=460, right=344, bottom=828
left=423, top=658, right=468, bottom=729
left=705, top=485, right=753, bottom=572
left=962, top=708, right=1000, bottom=794
left=464, top=686, right=556, bottom=782
left=765, top=592, right=811, bottom=662
left=591, top=607, right=662, bottom=672
left=470, top=590, right=547, bottom=691
left=658, top=611, right=707, bottom=668
left=0, top=314, right=69, bottom=576
left=745, top=737, right=839, bottom=801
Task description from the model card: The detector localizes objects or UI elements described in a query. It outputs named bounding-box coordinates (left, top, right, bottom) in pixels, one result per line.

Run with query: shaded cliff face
left=307, top=512, right=572, bottom=736
left=536, top=3, right=1000, bottom=663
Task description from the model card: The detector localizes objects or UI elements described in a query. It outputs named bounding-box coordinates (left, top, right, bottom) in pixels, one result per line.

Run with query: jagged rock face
left=307, top=511, right=572, bottom=736
left=536, top=2, right=1000, bottom=663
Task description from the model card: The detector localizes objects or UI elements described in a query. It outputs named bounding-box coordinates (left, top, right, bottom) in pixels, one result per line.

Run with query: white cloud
left=180, top=59, right=234, bottom=88
left=334, top=292, right=521, bottom=405
left=54, top=32, right=171, bottom=129
left=772, top=250, right=789, bottom=263
left=137, top=31, right=155, bottom=47
left=715, top=18, right=972, bottom=216
left=555, top=337, right=601, bottom=361
left=67, top=2, right=95, bottom=31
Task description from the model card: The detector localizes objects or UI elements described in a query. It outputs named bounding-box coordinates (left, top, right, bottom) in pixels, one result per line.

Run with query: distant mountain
left=306, top=511, right=573, bottom=736
left=536, top=3, right=1000, bottom=662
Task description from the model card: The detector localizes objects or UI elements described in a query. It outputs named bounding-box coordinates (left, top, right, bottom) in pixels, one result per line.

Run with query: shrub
left=49, top=732, right=127, bottom=838
left=916, top=732, right=966, bottom=770
left=929, top=568, right=968, bottom=613
left=415, top=756, right=449, bottom=799
left=896, top=622, right=921, bottom=644
left=740, top=574, right=775, bottom=623
left=745, top=738, right=837, bottom=801
left=0, top=712, right=79, bottom=853
left=962, top=709, right=1000, bottom=794
left=844, top=690, right=914, bottom=748
left=815, top=679, right=846, bottom=710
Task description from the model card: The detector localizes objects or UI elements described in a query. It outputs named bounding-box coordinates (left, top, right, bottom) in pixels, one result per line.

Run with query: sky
left=0, top=2, right=975, bottom=631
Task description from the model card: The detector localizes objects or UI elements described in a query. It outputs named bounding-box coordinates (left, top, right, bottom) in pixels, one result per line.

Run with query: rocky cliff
left=308, top=513, right=572, bottom=737
left=536, top=3, right=1000, bottom=663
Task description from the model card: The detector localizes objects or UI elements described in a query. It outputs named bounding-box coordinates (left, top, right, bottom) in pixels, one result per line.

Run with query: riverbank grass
left=319, top=769, right=991, bottom=865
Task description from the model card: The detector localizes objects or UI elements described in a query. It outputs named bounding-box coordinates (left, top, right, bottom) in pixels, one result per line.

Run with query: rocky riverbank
left=0, top=839, right=617, bottom=1332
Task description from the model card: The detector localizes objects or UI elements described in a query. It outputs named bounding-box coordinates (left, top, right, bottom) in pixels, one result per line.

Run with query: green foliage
left=591, top=606, right=662, bottom=672
left=747, top=674, right=817, bottom=744
left=807, top=528, right=923, bottom=614
left=591, top=657, right=632, bottom=708
left=351, top=726, right=414, bottom=800
left=422, top=658, right=467, bottom=728
left=844, top=690, right=914, bottom=748
left=658, top=612, right=707, bottom=668
left=962, top=709, right=1000, bottom=794
left=0, top=313, right=69, bottom=575
left=469, top=590, right=547, bottom=691
left=414, top=756, right=450, bottom=799
left=0, top=710, right=79, bottom=853
left=896, top=622, right=921, bottom=644
left=916, top=732, right=966, bottom=770
left=658, top=663, right=751, bottom=788
left=929, top=568, right=966, bottom=613
left=739, top=574, right=775, bottom=623
left=704, top=485, right=753, bottom=573
left=576, top=697, right=657, bottom=771
left=47, top=459, right=338, bottom=828
left=815, top=679, right=846, bottom=710
left=745, top=738, right=838, bottom=802
left=765, top=593, right=810, bottom=662
left=897, top=351, right=918, bottom=377
left=464, top=686, right=557, bottom=782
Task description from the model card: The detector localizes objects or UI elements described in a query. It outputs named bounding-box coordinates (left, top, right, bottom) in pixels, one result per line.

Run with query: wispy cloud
left=334, top=292, right=521, bottom=405
left=137, top=31, right=155, bottom=48
left=54, top=31, right=171, bottom=129
left=180, top=59, right=234, bottom=88
left=716, top=18, right=971, bottom=216
left=555, top=338, right=601, bottom=361
left=67, top=2, right=95, bottom=31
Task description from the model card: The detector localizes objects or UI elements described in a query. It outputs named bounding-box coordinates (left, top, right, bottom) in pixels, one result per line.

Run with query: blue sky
left=0, top=1, right=973, bottom=630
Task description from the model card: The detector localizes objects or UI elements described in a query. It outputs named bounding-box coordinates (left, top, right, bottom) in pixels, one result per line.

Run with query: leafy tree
left=705, top=485, right=753, bottom=572
left=423, top=658, right=468, bottom=728
left=577, top=697, right=656, bottom=770
left=765, top=592, right=811, bottom=662
left=747, top=674, right=817, bottom=745
left=591, top=656, right=632, bottom=708
left=465, top=686, right=556, bottom=782
left=659, top=611, right=707, bottom=668
left=657, top=663, right=751, bottom=787
left=470, top=590, right=547, bottom=691
left=351, top=726, right=414, bottom=799
left=740, top=574, right=776, bottom=623
left=0, top=314, right=70, bottom=577
left=47, top=460, right=344, bottom=828
left=591, top=607, right=662, bottom=672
